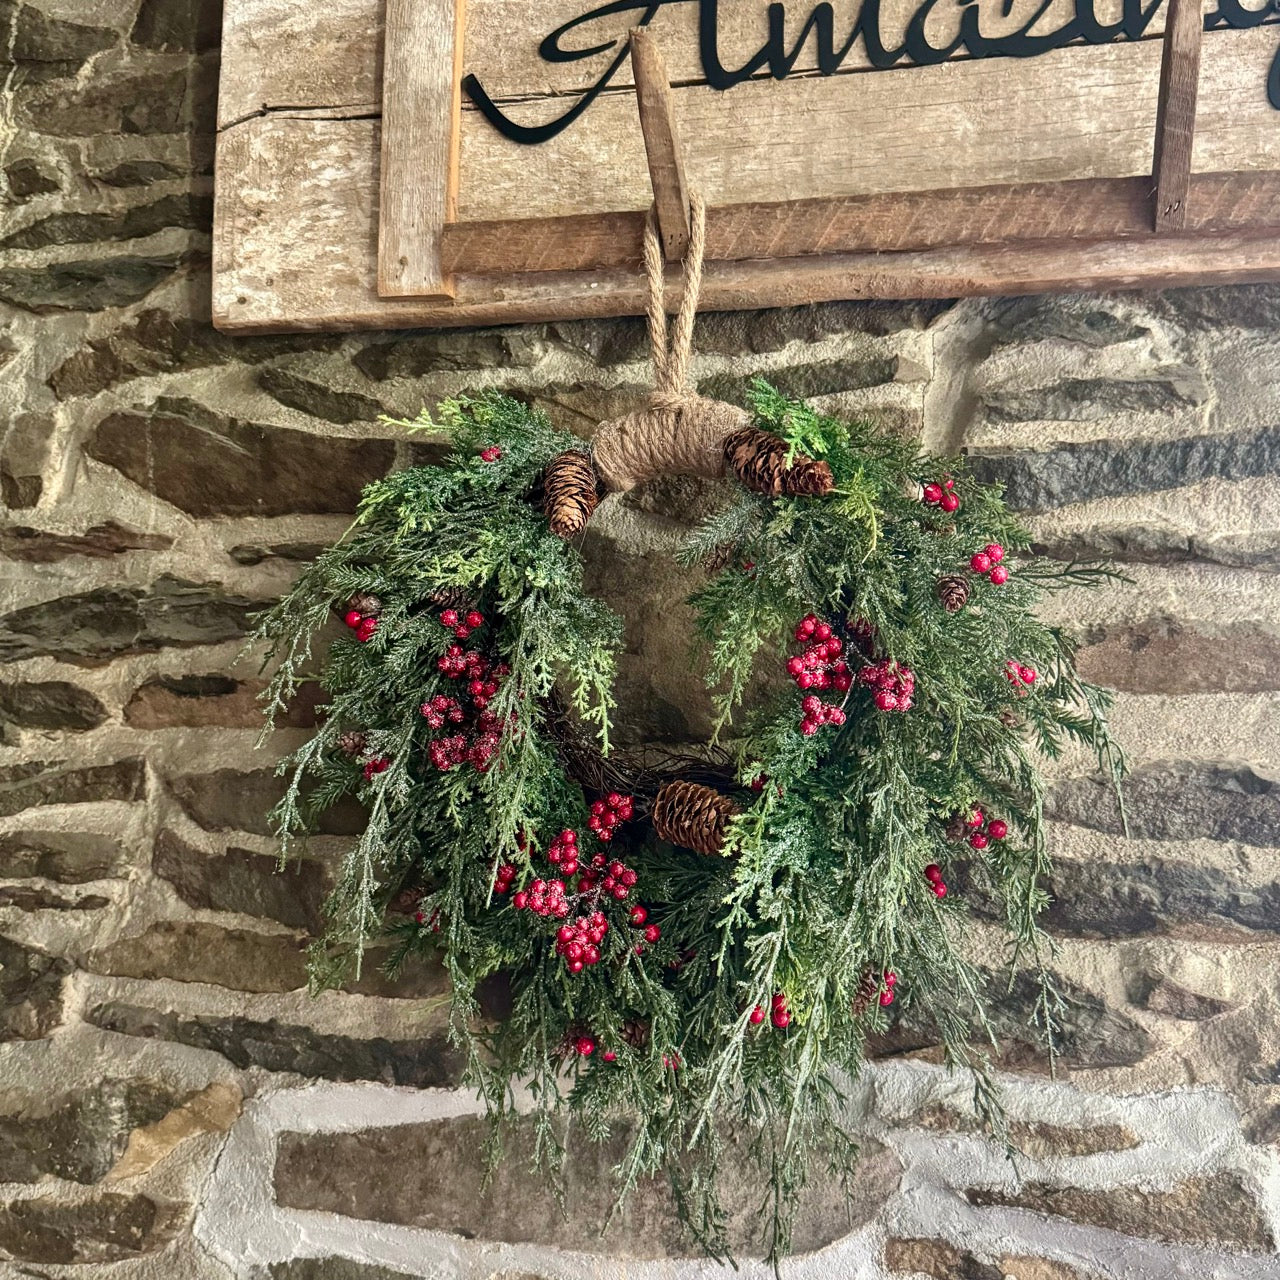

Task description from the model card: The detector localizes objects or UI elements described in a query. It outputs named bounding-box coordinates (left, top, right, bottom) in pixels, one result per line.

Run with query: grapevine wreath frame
left=253, top=200, right=1125, bottom=1263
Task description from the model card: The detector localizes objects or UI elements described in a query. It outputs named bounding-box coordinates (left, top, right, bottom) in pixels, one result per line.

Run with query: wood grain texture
left=216, top=0, right=1216, bottom=123
left=377, top=0, right=463, bottom=298
left=629, top=28, right=690, bottom=261
left=1152, top=0, right=1205, bottom=231
left=453, top=25, right=1278, bottom=221
left=211, top=115, right=1280, bottom=333
left=440, top=172, right=1280, bottom=275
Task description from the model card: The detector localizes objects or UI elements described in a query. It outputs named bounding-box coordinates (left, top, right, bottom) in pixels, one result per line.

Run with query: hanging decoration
left=252, top=198, right=1124, bottom=1263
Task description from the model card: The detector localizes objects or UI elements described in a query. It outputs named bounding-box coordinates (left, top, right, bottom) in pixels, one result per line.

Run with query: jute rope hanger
left=543, top=194, right=834, bottom=538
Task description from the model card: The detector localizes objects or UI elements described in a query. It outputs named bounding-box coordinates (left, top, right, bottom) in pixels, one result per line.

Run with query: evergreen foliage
left=252, top=384, right=1124, bottom=1264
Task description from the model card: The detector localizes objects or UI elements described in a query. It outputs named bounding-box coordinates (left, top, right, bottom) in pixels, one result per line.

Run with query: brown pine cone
left=543, top=450, right=600, bottom=539
left=936, top=574, right=969, bottom=614
left=944, top=812, right=968, bottom=843
left=722, top=428, right=834, bottom=499
left=852, top=969, right=881, bottom=1016
left=621, top=1017, right=651, bottom=1050
left=337, top=730, right=367, bottom=758
left=703, top=541, right=735, bottom=574
left=347, top=591, right=382, bottom=618
left=652, top=780, right=738, bottom=856
left=428, top=586, right=472, bottom=612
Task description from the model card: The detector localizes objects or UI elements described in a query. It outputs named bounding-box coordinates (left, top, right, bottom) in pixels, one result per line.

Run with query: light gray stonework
left=3, top=2, right=1280, bottom=1276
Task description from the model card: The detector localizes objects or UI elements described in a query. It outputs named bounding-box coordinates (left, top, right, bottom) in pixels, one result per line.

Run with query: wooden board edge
left=439, top=172, right=1280, bottom=277
left=212, top=228, right=1280, bottom=334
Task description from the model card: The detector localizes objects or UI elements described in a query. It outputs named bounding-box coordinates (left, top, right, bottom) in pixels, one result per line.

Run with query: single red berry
left=643, top=924, right=661, bottom=944
left=940, top=492, right=960, bottom=513
left=969, top=831, right=989, bottom=850
left=749, top=1005, right=765, bottom=1025
left=933, top=882, right=948, bottom=899
left=513, top=891, right=528, bottom=909
left=343, top=609, right=363, bottom=628
left=922, top=483, right=943, bottom=503
left=800, top=717, right=820, bottom=736
left=879, top=989, right=895, bottom=1007
left=454, top=625, right=470, bottom=640
left=772, top=1007, right=791, bottom=1029
left=985, top=543, right=1005, bottom=563
left=987, top=819, right=1008, bottom=840
left=440, top=609, right=458, bottom=628
left=602, top=1049, right=617, bottom=1062
left=465, top=610, right=484, bottom=629
left=1019, top=665, right=1037, bottom=684
left=356, top=618, right=377, bottom=642
left=874, top=691, right=898, bottom=712
left=575, top=1035, right=595, bottom=1056
left=884, top=971, right=897, bottom=986
left=786, top=656, right=805, bottom=677
left=924, top=863, right=942, bottom=883
left=989, top=565, right=1009, bottom=585
left=969, top=552, right=992, bottom=574
left=967, top=809, right=984, bottom=828
left=814, top=622, right=832, bottom=641
left=629, top=905, right=648, bottom=926
left=772, top=992, right=786, bottom=1007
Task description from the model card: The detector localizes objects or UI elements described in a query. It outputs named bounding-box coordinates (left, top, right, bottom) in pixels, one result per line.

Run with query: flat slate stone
left=982, top=372, right=1206, bottom=423
left=0, top=575, right=257, bottom=665
left=131, top=0, right=222, bottom=52
left=87, top=398, right=395, bottom=517
left=124, top=673, right=323, bottom=729
left=273, top=1116, right=902, bottom=1258
left=168, top=769, right=365, bottom=837
left=0, top=934, right=72, bottom=1041
left=257, top=367, right=387, bottom=425
left=1033, top=527, right=1280, bottom=574
left=0, top=1191, right=188, bottom=1264
left=968, top=425, right=1280, bottom=512
left=0, top=680, right=108, bottom=730
left=0, top=193, right=211, bottom=251
left=4, top=157, right=59, bottom=200
left=0, top=252, right=194, bottom=312
left=1045, top=760, right=1280, bottom=847
left=152, top=828, right=327, bottom=931
left=353, top=329, right=545, bottom=380
left=5, top=0, right=118, bottom=67
left=0, top=829, right=124, bottom=882
left=966, top=1171, right=1272, bottom=1251
left=698, top=355, right=899, bottom=407
left=0, top=758, right=146, bottom=818
left=0, top=521, right=173, bottom=562
left=269, top=1261, right=425, bottom=1280
left=86, top=1002, right=466, bottom=1087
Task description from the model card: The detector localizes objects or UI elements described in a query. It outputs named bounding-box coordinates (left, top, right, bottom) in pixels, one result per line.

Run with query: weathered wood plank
left=377, top=0, right=463, bottom=297
left=453, top=25, right=1278, bottom=221
left=440, top=171, right=1280, bottom=275
left=216, top=0, right=1216, bottom=125
left=1152, top=0, right=1205, bottom=230
left=211, top=115, right=1280, bottom=334
left=630, top=28, right=690, bottom=261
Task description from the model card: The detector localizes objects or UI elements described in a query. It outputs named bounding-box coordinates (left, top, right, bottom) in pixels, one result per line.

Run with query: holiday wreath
left=253, top=206, right=1124, bottom=1261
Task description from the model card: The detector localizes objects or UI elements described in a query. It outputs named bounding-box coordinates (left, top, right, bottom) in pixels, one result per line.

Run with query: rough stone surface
left=274, top=1117, right=902, bottom=1257
left=966, top=1172, right=1274, bottom=1251
left=6, top=18, right=1280, bottom=1274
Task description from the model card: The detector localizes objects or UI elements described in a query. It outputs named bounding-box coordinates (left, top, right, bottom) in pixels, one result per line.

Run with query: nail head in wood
left=629, top=27, right=692, bottom=263
left=1151, top=0, right=1204, bottom=233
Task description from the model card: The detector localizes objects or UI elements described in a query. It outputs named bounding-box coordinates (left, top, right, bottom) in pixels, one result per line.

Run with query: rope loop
left=642, top=191, right=707, bottom=400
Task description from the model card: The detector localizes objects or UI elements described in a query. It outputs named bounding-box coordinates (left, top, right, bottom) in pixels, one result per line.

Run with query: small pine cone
left=944, top=812, right=968, bottom=843
left=652, top=780, right=737, bottom=856
left=852, top=969, right=881, bottom=1016
left=337, top=730, right=367, bottom=758
left=999, top=709, right=1022, bottom=730
left=621, top=1017, right=650, bottom=1050
left=936, top=574, right=969, bottom=614
left=723, top=428, right=834, bottom=499
left=543, top=450, right=600, bottom=539
left=428, top=586, right=472, bottom=612
left=347, top=591, right=383, bottom=618
left=703, top=541, right=735, bottom=574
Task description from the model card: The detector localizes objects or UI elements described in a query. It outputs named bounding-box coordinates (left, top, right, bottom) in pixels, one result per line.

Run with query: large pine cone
left=936, top=574, right=969, bottom=614
left=543, top=450, right=601, bottom=539
left=723, top=428, right=834, bottom=499
left=652, top=780, right=737, bottom=856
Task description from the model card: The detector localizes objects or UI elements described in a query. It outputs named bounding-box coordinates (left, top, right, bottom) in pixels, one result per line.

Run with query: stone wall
left=3, top=3, right=1280, bottom=1277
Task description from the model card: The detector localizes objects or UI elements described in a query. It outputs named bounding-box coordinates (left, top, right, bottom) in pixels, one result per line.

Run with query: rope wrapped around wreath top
left=544, top=193, right=833, bottom=539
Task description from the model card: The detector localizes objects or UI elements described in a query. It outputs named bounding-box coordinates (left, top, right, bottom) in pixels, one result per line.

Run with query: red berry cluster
left=587, top=793, right=633, bottom=841
left=921, top=477, right=960, bottom=513
left=878, top=971, right=898, bottom=1006
left=545, top=828, right=581, bottom=877
left=343, top=608, right=378, bottom=643
left=493, top=862, right=517, bottom=893
left=857, top=659, right=916, bottom=712
left=555, top=911, right=607, bottom=973
left=413, top=905, right=441, bottom=931
left=420, top=694, right=465, bottom=729
left=362, top=756, right=390, bottom=782
left=969, top=542, right=1008, bottom=586
left=439, top=607, right=486, bottom=643
left=661, top=1052, right=681, bottom=1070
left=514, top=877, right=570, bottom=918
left=770, top=992, right=791, bottom=1028
left=580, top=853, right=640, bottom=903
left=1004, top=661, right=1038, bottom=696
left=800, top=693, right=846, bottom=736
left=923, top=863, right=947, bottom=899
left=480, top=445, right=502, bottom=462
left=963, top=809, right=1008, bottom=850
left=627, top=903, right=661, bottom=948
left=786, top=616, right=852, bottom=692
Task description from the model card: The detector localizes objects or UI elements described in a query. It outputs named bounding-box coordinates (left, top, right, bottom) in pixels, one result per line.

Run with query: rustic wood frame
left=213, top=0, right=1280, bottom=334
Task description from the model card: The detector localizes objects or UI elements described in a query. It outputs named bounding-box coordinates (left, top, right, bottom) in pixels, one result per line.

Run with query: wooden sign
left=213, top=0, right=1280, bottom=333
